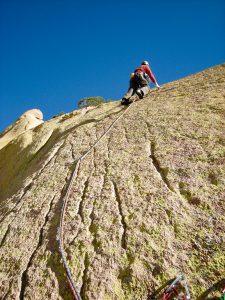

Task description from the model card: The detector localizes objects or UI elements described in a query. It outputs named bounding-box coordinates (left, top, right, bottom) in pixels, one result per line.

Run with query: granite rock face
left=0, top=109, right=44, bottom=150
left=0, top=65, right=225, bottom=300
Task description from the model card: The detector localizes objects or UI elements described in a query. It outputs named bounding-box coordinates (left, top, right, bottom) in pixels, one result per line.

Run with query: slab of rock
left=0, top=65, right=224, bottom=299
left=0, top=109, right=44, bottom=150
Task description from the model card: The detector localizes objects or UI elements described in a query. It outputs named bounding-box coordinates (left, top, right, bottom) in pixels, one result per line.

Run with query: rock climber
left=121, top=60, right=160, bottom=105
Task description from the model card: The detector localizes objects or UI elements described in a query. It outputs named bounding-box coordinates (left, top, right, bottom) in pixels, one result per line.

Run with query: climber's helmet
left=141, top=61, right=149, bottom=66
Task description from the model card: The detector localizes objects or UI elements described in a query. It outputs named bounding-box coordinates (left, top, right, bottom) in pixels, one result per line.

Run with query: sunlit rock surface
left=0, top=109, right=44, bottom=150
left=0, top=64, right=224, bottom=300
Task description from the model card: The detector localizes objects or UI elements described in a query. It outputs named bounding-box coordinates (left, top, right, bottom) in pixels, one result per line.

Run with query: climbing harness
left=161, top=274, right=191, bottom=300
left=58, top=100, right=137, bottom=299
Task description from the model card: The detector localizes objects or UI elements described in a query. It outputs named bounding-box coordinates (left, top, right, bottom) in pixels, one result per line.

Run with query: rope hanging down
left=58, top=100, right=137, bottom=300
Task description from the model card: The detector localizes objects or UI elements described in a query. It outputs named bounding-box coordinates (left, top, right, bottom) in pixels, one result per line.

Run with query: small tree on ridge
left=78, top=96, right=105, bottom=109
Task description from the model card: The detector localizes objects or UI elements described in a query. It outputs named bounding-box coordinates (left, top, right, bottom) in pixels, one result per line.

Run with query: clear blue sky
left=0, top=0, right=225, bottom=132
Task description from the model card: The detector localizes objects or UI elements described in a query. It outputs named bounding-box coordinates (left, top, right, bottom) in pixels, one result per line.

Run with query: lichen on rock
left=0, top=64, right=225, bottom=299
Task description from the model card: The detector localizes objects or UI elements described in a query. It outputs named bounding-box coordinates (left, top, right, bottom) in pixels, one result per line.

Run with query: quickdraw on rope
left=161, top=274, right=191, bottom=300
left=58, top=99, right=137, bottom=299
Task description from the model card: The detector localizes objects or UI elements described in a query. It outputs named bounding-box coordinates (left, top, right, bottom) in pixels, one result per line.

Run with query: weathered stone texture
left=0, top=109, right=44, bottom=151
left=0, top=64, right=225, bottom=299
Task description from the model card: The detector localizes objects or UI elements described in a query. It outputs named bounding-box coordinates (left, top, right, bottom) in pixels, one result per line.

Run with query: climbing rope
left=58, top=100, right=137, bottom=299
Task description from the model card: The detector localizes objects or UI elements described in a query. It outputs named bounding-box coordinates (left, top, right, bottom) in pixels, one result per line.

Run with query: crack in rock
left=80, top=252, right=90, bottom=299
left=89, top=202, right=99, bottom=252
left=0, top=225, right=10, bottom=247
left=87, top=176, right=105, bottom=253
left=112, top=181, right=127, bottom=250
left=150, top=141, right=175, bottom=192
left=19, top=195, right=56, bottom=299
left=77, top=178, right=89, bottom=223
left=69, top=141, right=76, bottom=160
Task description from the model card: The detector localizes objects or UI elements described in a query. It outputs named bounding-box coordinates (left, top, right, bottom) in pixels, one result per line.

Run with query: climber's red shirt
left=135, top=65, right=157, bottom=84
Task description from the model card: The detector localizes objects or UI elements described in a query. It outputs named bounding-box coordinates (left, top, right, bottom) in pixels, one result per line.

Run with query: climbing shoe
left=136, top=89, right=144, bottom=99
left=121, top=98, right=131, bottom=105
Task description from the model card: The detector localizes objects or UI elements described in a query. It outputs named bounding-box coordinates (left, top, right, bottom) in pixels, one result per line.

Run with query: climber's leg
left=122, top=78, right=139, bottom=102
